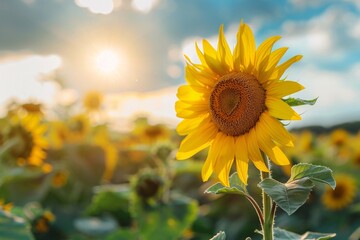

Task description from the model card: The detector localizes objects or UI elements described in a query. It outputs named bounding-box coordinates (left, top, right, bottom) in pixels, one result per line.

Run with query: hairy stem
left=260, top=151, right=274, bottom=240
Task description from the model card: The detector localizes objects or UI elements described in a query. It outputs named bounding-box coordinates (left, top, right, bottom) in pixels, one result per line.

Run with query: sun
left=95, top=49, right=121, bottom=74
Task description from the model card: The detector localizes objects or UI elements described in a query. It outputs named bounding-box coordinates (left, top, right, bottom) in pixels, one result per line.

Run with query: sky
left=0, top=0, right=360, bottom=129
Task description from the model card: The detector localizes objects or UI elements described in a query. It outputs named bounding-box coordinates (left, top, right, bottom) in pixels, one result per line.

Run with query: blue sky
left=0, top=0, right=360, bottom=128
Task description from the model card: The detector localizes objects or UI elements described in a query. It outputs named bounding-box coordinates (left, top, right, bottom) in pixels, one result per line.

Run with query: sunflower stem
left=260, top=151, right=274, bottom=240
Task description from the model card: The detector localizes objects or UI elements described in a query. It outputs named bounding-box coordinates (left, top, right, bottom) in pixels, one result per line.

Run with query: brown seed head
left=209, top=72, right=266, bottom=136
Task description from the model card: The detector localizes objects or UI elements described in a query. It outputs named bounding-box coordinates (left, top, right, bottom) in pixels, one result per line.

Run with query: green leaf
left=0, top=210, right=34, bottom=240
left=210, top=231, right=226, bottom=240
left=258, top=178, right=314, bottom=215
left=86, top=185, right=132, bottom=227
left=283, top=97, right=317, bottom=107
left=289, top=163, right=336, bottom=189
left=131, top=194, right=198, bottom=240
left=205, top=172, right=247, bottom=195
left=274, top=228, right=336, bottom=240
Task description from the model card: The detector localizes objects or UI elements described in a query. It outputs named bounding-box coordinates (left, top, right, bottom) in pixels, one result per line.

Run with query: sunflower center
left=331, top=184, right=345, bottom=199
left=209, top=72, right=266, bottom=136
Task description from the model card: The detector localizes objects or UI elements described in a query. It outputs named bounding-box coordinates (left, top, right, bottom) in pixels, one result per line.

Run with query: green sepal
left=258, top=178, right=314, bottom=215
left=205, top=172, right=247, bottom=195
left=289, top=163, right=336, bottom=189
left=283, top=97, right=317, bottom=106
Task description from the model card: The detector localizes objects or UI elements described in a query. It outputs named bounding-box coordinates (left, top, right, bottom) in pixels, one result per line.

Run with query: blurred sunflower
left=176, top=22, right=303, bottom=186
left=0, top=199, right=13, bottom=212
left=83, top=91, right=103, bottom=112
left=330, top=129, right=349, bottom=148
left=93, top=126, right=118, bottom=181
left=134, top=121, right=171, bottom=143
left=65, top=114, right=90, bottom=143
left=322, top=174, right=357, bottom=210
left=47, top=121, right=67, bottom=149
left=51, top=171, right=69, bottom=188
left=7, top=115, right=48, bottom=167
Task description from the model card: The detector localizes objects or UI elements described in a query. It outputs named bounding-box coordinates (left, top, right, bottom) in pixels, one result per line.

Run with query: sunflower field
left=2, top=1, right=360, bottom=240
left=0, top=88, right=359, bottom=240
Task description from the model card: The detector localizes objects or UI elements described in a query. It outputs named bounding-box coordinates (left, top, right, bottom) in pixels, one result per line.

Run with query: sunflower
left=7, top=115, right=48, bottom=167
left=65, top=114, right=90, bottom=143
left=330, top=129, right=349, bottom=148
left=83, top=91, right=103, bottom=112
left=93, top=126, right=118, bottom=181
left=322, top=174, right=357, bottom=210
left=175, top=22, right=304, bottom=186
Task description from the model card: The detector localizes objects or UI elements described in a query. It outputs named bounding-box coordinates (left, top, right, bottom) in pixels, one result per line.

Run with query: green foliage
left=131, top=194, right=198, bottom=240
left=86, top=185, right=132, bottom=226
left=258, top=178, right=314, bottom=215
left=274, top=227, right=336, bottom=240
left=283, top=97, right=318, bottom=106
left=205, top=172, right=247, bottom=195
left=0, top=167, right=52, bottom=204
left=105, top=228, right=138, bottom=240
left=289, top=163, right=336, bottom=189
left=210, top=231, right=226, bottom=240
left=259, top=163, right=337, bottom=215
left=0, top=209, right=34, bottom=240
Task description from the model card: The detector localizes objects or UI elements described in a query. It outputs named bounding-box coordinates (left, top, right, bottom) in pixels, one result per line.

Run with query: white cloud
left=104, top=86, right=178, bottom=131
left=75, top=0, right=115, bottom=14
left=281, top=6, right=359, bottom=61
left=131, top=0, right=159, bottom=13
left=0, top=54, right=62, bottom=113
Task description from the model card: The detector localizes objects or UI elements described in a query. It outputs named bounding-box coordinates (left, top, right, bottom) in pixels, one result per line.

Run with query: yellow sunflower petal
left=217, top=24, right=233, bottom=71
left=177, top=85, right=204, bottom=102
left=255, top=121, right=290, bottom=166
left=246, top=129, right=269, bottom=172
left=260, top=112, right=294, bottom=147
left=255, top=36, right=281, bottom=72
left=177, top=115, right=207, bottom=136
left=266, top=96, right=301, bottom=120
left=213, top=133, right=235, bottom=187
left=186, top=64, right=216, bottom=87
left=195, top=42, right=209, bottom=68
left=175, top=100, right=208, bottom=113
left=234, top=22, right=256, bottom=72
left=258, top=47, right=288, bottom=82
left=202, top=132, right=227, bottom=181
left=176, top=120, right=218, bottom=160
left=266, top=81, right=304, bottom=98
left=235, top=135, right=249, bottom=184
left=269, top=55, right=302, bottom=80
left=203, top=39, right=228, bottom=76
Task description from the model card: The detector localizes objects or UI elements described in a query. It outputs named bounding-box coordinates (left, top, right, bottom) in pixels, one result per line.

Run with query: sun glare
left=95, top=49, right=120, bottom=74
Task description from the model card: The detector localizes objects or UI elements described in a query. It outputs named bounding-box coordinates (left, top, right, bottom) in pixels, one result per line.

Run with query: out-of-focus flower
left=133, top=120, right=171, bottom=144
left=93, top=126, right=118, bottom=181
left=6, top=115, right=48, bottom=167
left=33, top=210, right=55, bottom=233
left=83, top=91, right=103, bottom=112
left=47, top=121, right=67, bottom=149
left=175, top=22, right=303, bottom=186
left=0, top=199, right=13, bottom=212
left=65, top=114, right=90, bottom=143
left=322, top=174, right=357, bottom=210
left=51, top=171, right=69, bottom=188
left=330, top=129, right=349, bottom=148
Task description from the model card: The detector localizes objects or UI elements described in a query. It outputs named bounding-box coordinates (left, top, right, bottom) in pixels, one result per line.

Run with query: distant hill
left=290, top=121, right=360, bottom=134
